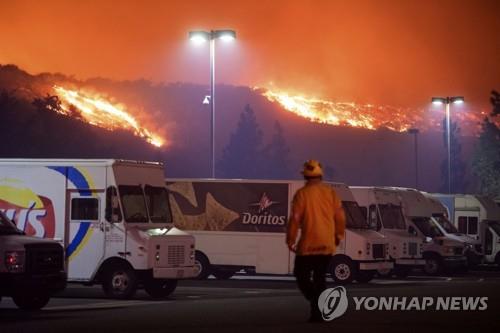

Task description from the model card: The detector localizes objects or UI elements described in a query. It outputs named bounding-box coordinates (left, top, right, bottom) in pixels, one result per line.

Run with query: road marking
left=478, top=278, right=484, bottom=282
left=186, top=295, right=202, bottom=299
left=45, top=300, right=171, bottom=311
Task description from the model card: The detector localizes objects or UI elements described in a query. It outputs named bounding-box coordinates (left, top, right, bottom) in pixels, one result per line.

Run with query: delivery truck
left=433, top=194, right=500, bottom=266
left=0, top=210, right=66, bottom=310
left=0, top=159, right=196, bottom=299
left=422, top=193, right=482, bottom=267
left=166, top=179, right=392, bottom=284
left=350, top=187, right=425, bottom=277
left=386, top=188, right=467, bottom=275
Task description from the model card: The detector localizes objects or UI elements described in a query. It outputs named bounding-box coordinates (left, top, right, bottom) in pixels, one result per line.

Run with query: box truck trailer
left=166, top=179, right=393, bottom=284
left=433, top=194, right=500, bottom=266
left=350, top=187, right=425, bottom=277
left=0, top=210, right=66, bottom=310
left=0, top=159, right=196, bottom=299
left=386, top=188, right=467, bottom=275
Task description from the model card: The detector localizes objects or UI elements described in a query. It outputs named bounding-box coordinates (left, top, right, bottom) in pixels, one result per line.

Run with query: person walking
left=286, top=160, right=346, bottom=322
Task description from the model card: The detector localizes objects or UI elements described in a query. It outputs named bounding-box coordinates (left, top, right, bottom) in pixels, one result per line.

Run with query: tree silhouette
left=262, top=121, right=292, bottom=179
left=440, top=118, right=467, bottom=193
left=472, top=90, right=500, bottom=196
left=217, top=104, right=264, bottom=178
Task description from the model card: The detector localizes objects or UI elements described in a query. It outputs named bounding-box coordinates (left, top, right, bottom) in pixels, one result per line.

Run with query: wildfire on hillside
left=53, top=86, right=165, bottom=147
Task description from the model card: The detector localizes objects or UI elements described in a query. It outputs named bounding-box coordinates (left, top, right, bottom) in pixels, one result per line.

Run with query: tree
left=217, top=104, right=264, bottom=178
left=439, top=118, right=467, bottom=193
left=472, top=90, right=500, bottom=196
left=262, top=121, right=292, bottom=179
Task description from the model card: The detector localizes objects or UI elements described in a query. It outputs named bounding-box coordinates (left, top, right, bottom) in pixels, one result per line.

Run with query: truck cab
left=350, top=187, right=425, bottom=277
left=0, top=211, right=66, bottom=310
left=390, top=188, right=467, bottom=275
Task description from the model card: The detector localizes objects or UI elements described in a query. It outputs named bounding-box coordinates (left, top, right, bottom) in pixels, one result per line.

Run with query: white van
left=0, top=159, right=196, bottom=299
left=350, top=187, right=425, bottom=277
left=166, top=179, right=392, bottom=284
left=386, top=188, right=467, bottom=275
left=433, top=194, right=500, bottom=266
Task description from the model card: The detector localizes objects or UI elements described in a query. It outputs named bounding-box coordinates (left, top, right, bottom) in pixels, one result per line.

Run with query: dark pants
left=294, top=255, right=331, bottom=320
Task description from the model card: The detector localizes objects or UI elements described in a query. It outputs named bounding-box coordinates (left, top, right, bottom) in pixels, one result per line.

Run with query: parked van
left=166, top=179, right=393, bottom=284
left=350, top=187, right=425, bottom=277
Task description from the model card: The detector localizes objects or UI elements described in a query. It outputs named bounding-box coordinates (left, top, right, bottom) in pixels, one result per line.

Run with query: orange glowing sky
left=0, top=0, right=499, bottom=109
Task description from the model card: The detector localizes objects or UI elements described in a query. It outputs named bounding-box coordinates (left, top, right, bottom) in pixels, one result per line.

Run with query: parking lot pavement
left=1, top=272, right=499, bottom=333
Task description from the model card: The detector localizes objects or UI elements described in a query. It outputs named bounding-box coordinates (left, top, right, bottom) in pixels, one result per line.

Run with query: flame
left=53, top=86, right=165, bottom=147
left=261, top=88, right=488, bottom=134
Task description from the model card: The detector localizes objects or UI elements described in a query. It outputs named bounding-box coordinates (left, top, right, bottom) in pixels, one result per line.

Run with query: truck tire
left=12, top=292, right=50, bottom=311
left=423, top=256, right=443, bottom=276
left=144, top=279, right=177, bottom=299
left=356, top=270, right=376, bottom=283
left=102, top=264, right=138, bottom=299
left=329, top=257, right=355, bottom=284
left=394, top=265, right=411, bottom=278
left=212, top=269, right=236, bottom=280
left=194, top=251, right=212, bottom=280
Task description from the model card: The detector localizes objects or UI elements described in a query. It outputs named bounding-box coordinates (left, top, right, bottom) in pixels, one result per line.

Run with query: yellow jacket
left=286, top=181, right=346, bottom=255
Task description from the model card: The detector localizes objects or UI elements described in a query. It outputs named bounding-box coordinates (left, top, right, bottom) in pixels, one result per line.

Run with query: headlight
left=5, top=251, right=25, bottom=273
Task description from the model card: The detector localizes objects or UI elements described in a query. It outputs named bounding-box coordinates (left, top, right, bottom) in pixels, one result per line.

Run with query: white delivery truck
left=166, top=179, right=393, bottom=284
left=422, top=193, right=482, bottom=267
left=350, top=187, right=425, bottom=277
left=386, top=188, right=467, bottom=275
left=0, top=159, right=196, bottom=299
left=433, top=194, right=500, bottom=266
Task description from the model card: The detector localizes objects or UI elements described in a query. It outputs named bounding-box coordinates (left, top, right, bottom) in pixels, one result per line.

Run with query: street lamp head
left=215, top=30, right=236, bottom=41
left=431, top=97, right=446, bottom=105
left=189, top=31, right=210, bottom=44
left=450, top=96, right=464, bottom=104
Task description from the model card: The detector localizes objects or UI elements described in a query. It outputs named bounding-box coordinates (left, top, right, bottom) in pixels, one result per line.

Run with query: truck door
left=66, top=189, right=106, bottom=281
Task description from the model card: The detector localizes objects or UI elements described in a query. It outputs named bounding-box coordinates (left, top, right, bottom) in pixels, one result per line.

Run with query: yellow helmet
left=301, top=160, right=323, bottom=177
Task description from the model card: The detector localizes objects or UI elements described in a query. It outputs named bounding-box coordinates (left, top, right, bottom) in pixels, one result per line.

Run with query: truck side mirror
left=425, top=236, right=432, bottom=243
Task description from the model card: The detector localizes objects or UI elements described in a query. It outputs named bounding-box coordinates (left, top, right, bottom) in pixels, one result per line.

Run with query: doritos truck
left=166, top=179, right=392, bottom=284
left=0, top=159, right=196, bottom=299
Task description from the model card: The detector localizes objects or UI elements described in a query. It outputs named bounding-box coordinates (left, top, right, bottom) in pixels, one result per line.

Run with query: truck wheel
left=212, top=269, right=235, bottom=280
left=102, top=264, right=138, bottom=299
left=194, top=251, right=211, bottom=280
left=394, top=265, right=411, bottom=278
left=423, top=257, right=443, bottom=276
left=356, top=270, right=376, bottom=283
left=12, top=293, right=50, bottom=311
left=329, top=257, right=355, bottom=284
left=144, top=279, right=177, bottom=299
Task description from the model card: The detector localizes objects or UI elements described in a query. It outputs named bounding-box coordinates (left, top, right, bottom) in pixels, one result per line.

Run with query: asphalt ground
left=1, top=270, right=500, bottom=333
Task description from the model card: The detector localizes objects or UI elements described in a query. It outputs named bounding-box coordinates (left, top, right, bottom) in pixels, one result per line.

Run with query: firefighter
left=286, top=159, right=346, bottom=322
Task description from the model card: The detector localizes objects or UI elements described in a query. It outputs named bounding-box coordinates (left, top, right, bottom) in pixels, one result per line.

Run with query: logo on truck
left=242, top=192, right=286, bottom=226
left=0, top=182, right=56, bottom=238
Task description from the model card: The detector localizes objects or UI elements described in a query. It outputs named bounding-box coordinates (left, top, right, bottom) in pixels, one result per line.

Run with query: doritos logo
left=0, top=184, right=55, bottom=238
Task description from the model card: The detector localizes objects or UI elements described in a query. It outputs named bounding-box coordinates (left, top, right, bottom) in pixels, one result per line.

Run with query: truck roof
left=0, top=159, right=163, bottom=168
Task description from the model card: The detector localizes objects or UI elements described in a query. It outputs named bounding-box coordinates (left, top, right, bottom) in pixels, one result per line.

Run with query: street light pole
left=407, top=128, right=419, bottom=189
left=431, top=96, right=464, bottom=194
left=189, top=29, right=236, bottom=179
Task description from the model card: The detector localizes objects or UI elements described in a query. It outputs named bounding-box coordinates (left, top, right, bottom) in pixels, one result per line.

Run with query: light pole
left=407, top=128, right=419, bottom=189
left=189, top=29, right=236, bottom=178
left=431, top=96, right=464, bottom=193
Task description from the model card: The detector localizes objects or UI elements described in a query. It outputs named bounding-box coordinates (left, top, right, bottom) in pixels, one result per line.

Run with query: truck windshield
left=412, top=217, right=444, bottom=238
left=432, top=214, right=459, bottom=234
left=378, top=204, right=406, bottom=229
left=343, top=201, right=369, bottom=229
left=0, top=211, right=23, bottom=235
left=119, top=185, right=149, bottom=223
left=144, top=185, right=173, bottom=223
left=487, top=221, right=500, bottom=236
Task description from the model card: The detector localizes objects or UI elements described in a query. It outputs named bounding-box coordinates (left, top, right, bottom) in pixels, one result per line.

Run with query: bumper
left=359, top=261, right=394, bottom=271
left=395, top=258, right=426, bottom=266
left=153, top=266, right=198, bottom=279
left=443, top=256, right=468, bottom=268
left=0, top=271, right=66, bottom=296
